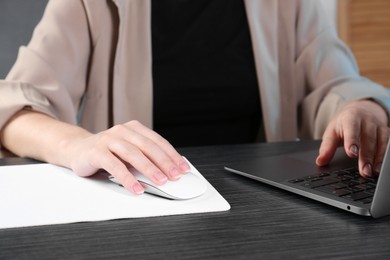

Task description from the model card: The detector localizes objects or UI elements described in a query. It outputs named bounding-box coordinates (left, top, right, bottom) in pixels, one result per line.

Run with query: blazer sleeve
left=0, top=0, right=91, bottom=131
left=295, top=0, right=390, bottom=139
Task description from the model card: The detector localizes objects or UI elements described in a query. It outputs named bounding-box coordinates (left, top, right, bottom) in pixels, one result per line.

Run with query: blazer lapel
left=110, top=0, right=154, bottom=128
left=244, top=0, right=298, bottom=141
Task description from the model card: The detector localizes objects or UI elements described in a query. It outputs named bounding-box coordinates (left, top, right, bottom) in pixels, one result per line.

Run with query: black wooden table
left=1, top=140, right=390, bottom=259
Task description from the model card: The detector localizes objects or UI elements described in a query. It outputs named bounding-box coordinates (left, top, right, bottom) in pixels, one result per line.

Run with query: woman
left=0, top=0, right=389, bottom=195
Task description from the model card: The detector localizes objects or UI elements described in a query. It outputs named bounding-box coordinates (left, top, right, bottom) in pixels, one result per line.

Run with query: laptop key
left=332, top=183, right=348, bottom=190
left=288, top=178, right=305, bottom=184
left=361, top=197, right=373, bottom=204
left=342, top=180, right=360, bottom=187
left=318, top=172, right=330, bottom=177
left=347, top=186, right=364, bottom=193
left=343, top=191, right=372, bottom=201
left=301, top=177, right=339, bottom=189
left=355, top=177, right=368, bottom=184
left=315, top=186, right=351, bottom=197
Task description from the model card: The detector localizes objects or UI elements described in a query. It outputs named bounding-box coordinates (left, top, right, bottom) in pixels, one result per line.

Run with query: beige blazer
left=1, top=0, right=389, bottom=142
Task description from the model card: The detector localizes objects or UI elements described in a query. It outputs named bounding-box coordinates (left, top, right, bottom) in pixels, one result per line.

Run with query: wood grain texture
left=1, top=140, right=390, bottom=259
left=338, top=0, right=390, bottom=88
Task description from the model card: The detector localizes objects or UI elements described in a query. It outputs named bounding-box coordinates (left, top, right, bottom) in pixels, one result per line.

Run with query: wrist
left=55, top=127, right=92, bottom=168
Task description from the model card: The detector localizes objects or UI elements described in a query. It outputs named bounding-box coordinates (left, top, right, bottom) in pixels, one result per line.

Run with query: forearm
left=0, top=110, right=91, bottom=167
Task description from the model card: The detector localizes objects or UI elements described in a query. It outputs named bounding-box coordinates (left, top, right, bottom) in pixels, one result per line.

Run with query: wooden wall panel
left=338, top=0, right=390, bottom=88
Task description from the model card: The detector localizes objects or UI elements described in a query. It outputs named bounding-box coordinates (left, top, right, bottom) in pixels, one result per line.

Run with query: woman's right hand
left=1, top=111, right=190, bottom=195
left=63, top=120, right=191, bottom=195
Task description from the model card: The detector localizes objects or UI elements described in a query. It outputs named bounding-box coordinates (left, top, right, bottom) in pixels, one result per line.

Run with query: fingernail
left=349, top=145, right=359, bottom=157
left=375, top=163, right=382, bottom=174
left=179, top=161, right=191, bottom=172
left=315, top=155, right=322, bottom=165
left=363, top=163, right=372, bottom=177
left=153, top=171, right=168, bottom=184
left=133, top=183, right=144, bottom=195
left=170, top=167, right=181, bottom=180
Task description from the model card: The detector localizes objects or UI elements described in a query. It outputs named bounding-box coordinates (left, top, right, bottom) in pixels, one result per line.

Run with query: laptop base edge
left=224, top=166, right=372, bottom=217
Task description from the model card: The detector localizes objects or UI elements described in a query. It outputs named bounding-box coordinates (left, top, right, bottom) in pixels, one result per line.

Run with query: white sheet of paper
left=0, top=160, right=230, bottom=229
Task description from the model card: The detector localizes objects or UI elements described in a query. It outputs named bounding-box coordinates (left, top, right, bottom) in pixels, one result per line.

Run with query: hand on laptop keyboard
left=316, top=100, right=390, bottom=179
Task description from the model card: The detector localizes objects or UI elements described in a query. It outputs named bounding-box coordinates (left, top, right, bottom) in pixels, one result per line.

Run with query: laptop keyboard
left=288, top=167, right=377, bottom=204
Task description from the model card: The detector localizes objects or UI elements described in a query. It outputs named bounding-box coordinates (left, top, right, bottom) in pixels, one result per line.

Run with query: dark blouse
left=152, top=0, right=263, bottom=147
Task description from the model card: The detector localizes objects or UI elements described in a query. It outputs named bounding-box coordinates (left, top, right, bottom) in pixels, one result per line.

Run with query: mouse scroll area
left=108, top=170, right=207, bottom=200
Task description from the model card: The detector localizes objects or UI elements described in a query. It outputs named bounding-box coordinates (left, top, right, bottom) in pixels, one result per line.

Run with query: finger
left=339, top=111, right=361, bottom=158
left=316, top=122, right=341, bottom=166
left=108, top=123, right=183, bottom=181
left=358, top=121, right=377, bottom=178
left=125, top=130, right=184, bottom=181
left=373, top=126, right=390, bottom=175
left=99, top=150, right=145, bottom=195
left=108, top=140, right=168, bottom=185
left=127, top=120, right=190, bottom=172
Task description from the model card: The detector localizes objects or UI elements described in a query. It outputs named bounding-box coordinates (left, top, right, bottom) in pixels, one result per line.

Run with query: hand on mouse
left=1, top=111, right=191, bottom=195
left=61, top=120, right=191, bottom=195
left=316, top=100, right=390, bottom=178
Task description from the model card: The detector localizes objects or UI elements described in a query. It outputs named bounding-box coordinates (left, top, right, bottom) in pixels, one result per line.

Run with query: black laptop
left=224, top=142, right=390, bottom=218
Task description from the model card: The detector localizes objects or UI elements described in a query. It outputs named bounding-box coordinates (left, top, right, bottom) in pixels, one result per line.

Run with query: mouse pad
left=0, top=159, right=230, bottom=229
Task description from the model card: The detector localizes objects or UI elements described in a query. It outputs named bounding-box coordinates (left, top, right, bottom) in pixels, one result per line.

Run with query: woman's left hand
left=316, top=99, right=390, bottom=178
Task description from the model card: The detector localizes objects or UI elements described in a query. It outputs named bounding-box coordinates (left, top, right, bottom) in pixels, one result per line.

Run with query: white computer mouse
left=108, top=169, right=207, bottom=200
